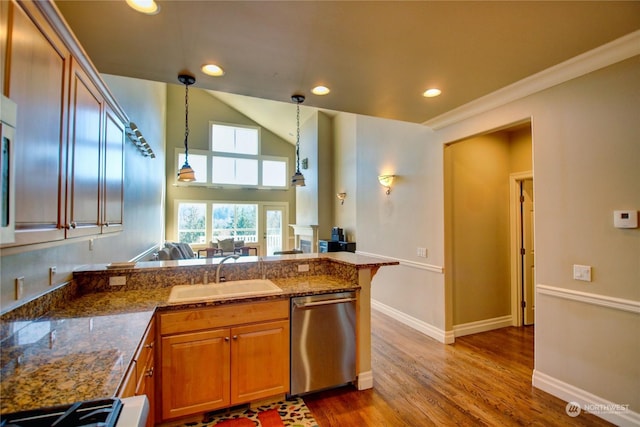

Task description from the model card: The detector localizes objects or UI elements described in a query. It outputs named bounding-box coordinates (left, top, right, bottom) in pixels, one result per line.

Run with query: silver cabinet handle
left=145, top=367, right=154, bottom=377
left=294, top=297, right=357, bottom=309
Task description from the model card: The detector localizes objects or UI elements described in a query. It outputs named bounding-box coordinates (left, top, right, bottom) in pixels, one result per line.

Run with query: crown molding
left=424, top=30, right=640, bottom=130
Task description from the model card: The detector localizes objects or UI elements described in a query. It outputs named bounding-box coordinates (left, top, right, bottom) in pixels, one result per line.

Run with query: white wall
left=352, top=115, right=447, bottom=336
left=435, top=56, right=640, bottom=419
left=333, top=113, right=357, bottom=241
left=342, top=50, right=638, bottom=423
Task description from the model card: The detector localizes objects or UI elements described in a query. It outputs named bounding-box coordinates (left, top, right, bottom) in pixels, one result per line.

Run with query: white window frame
left=174, top=200, right=289, bottom=253
left=174, top=122, right=289, bottom=189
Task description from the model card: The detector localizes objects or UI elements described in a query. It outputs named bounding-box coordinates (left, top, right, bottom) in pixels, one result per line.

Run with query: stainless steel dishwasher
left=290, top=291, right=357, bottom=396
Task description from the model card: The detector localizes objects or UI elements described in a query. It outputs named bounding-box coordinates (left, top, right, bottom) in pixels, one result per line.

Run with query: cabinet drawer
left=159, top=299, right=288, bottom=336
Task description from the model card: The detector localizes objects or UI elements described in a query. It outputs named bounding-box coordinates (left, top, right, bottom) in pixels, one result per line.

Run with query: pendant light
left=290, top=94, right=306, bottom=187
left=177, top=74, right=196, bottom=182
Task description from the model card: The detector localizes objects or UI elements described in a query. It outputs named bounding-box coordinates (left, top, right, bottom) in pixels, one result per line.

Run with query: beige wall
left=445, top=133, right=512, bottom=325
left=0, top=75, right=166, bottom=313
left=164, top=84, right=295, bottom=245
left=443, top=128, right=532, bottom=326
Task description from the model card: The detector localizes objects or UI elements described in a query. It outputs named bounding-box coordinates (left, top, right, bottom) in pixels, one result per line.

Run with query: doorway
left=262, top=204, right=287, bottom=256
left=510, top=174, right=535, bottom=326
left=444, top=121, right=533, bottom=336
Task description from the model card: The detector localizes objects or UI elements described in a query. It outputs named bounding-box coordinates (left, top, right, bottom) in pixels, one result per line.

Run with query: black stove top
left=1, top=398, right=122, bottom=427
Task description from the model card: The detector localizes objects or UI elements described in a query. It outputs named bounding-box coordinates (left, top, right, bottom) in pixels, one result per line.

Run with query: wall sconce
left=337, top=192, right=347, bottom=205
left=378, top=174, right=395, bottom=195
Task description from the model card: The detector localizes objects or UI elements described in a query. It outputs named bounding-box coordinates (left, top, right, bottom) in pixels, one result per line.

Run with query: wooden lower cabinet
left=118, top=318, right=156, bottom=427
left=231, top=320, right=289, bottom=404
left=161, top=329, right=231, bottom=420
left=159, top=300, right=289, bottom=422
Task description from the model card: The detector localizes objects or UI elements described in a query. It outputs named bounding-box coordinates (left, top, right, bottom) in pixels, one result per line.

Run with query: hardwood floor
left=304, top=309, right=613, bottom=426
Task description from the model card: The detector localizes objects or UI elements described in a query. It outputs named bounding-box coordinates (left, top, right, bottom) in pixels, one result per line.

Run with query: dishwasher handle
left=294, top=297, right=356, bottom=309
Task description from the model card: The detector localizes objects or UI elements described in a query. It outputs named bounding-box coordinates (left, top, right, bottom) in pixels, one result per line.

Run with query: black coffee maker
left=331, top=227, right=344, bottom=242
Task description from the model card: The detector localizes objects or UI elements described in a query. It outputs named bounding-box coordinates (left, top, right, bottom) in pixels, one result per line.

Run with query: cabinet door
left=66, top=60, right=102, bottom=238
left=5, top=0, right=69, bottom=245
left=231, top=320, right=289, bottom=404
left=161, top=329, right=230, bottom=420
left=102, top=105, right=124, bottom=233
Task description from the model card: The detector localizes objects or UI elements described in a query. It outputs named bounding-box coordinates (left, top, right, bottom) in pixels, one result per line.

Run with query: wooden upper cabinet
left=2, top=0, right=128, bottom=247
left=66, top=60, right=103, bottom=238
left=6, top=0, right=69, bottom=245
left=102, top=105, right=124, bottom=234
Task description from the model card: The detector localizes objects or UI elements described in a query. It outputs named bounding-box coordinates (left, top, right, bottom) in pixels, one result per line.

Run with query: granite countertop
left=0, top=274, right=359, bottom=414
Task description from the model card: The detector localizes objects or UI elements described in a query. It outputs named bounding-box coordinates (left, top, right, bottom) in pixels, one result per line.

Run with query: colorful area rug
left=181, top=397, right=318, bottom=427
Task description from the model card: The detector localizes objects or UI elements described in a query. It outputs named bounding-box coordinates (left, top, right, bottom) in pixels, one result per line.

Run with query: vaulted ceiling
left=55, top=0, right=640, bottom=140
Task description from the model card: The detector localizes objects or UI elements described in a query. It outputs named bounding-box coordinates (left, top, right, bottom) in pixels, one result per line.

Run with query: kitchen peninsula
left=0, top=253, right=397, bottom=423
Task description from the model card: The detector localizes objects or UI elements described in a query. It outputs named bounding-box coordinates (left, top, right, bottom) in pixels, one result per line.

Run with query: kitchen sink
left=168, top=279, right=283, bottom=304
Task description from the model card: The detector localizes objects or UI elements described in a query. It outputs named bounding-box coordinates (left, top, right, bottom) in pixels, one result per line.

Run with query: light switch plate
left=613, top=210, right=638, bottom=228
left=573, top=264, right=592, bottom=282
left=109, top=276, right=127, bottom=286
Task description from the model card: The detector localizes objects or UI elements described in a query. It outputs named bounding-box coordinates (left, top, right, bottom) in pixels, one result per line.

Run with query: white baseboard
left=533, top=370, right=640, bottom=426
left=453, top=315, right=513, bottom=338
left=371, top=299, right=452, bottom=344
left=357, top=370, right=373, bottom=390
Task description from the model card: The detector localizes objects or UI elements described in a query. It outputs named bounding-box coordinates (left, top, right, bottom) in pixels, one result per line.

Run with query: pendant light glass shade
left=291, top=94, right=306, bottom=187
left=177, top=74, right=196, bottom=182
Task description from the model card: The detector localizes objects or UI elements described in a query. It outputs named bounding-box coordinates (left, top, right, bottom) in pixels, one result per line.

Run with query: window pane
left=177, top=203, right=206, bottom=244
left=212, top=124, right=258, bottom=155
left=178, top=153, right=207, bottom=183
left=235, top=128, right=258, bottom=155
left=236, top=158, right=258, bottom=185
left=235, top=204, right=257, bottom=241
left=212, top=156, right=236, bottom=184
left=262, top=160, right=286, bottom=187
left=212, top=156, right=258, bottom=185
left=212, top=124, right=235, bottom=153
left=212, top=203, right=258, bottom=243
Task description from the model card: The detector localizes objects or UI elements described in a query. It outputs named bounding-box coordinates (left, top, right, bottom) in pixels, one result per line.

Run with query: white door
left=522, top=178, right=535, bottom=325
left=262, top=205, right=286, bottom=256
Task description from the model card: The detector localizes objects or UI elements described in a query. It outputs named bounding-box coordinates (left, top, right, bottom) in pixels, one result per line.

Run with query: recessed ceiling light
left=201, top=64, right=225, bottom=77
left=312, top=86, right=330, bottom=96
left=423, top=88, right=442, bottom=98
left=125, top=0, right=160, bottom=15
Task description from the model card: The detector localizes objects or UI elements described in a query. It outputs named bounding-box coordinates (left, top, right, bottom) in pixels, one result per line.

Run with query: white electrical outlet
left=89, top=238, right=94, bottom=251
left=298, top=264, right=310, bottom=272
left=15, top=277, right=24, bottom=300
left=417, top=247, right=428, bottom=258
left=49, top=266, right=56, bottom=286
left=573, top=264, right=592, bottom=282
left=109, top=276, right=127, bottom=286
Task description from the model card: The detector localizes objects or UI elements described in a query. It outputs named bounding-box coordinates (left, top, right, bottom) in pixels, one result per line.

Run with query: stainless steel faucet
left=216, top=254, right=240, bottom=283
